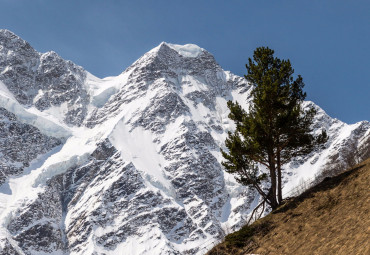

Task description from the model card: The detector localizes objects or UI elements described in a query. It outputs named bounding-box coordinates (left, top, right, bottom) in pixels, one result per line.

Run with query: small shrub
left=225, top=221, right=271, bottom=248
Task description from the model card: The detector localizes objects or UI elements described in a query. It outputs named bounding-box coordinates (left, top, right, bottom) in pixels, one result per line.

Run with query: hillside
left=208, top=157, right=370, bottom=255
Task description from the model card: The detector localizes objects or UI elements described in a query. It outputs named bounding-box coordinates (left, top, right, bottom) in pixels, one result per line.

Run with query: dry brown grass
left=208, top=157, right=370, bottom=255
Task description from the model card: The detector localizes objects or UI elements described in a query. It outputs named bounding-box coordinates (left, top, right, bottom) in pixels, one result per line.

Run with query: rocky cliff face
left=0, top=107, right=61, bottom=185
left=0, top=30, right=88, bottom=126
left=0, top=30, right=369, bottom=255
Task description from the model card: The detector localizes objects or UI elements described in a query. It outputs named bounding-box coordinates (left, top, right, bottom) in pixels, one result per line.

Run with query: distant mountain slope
left=0, top=29, right=88, bottom=126
left=0, top=29, right=369, bottom=254
left=208, top=157, right=370, bottom=255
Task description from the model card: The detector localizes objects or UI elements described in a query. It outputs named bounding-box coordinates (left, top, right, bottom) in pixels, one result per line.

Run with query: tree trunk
left=268, top=154, right=278, bottom=210
left=277, top=151, right=283, bottom=204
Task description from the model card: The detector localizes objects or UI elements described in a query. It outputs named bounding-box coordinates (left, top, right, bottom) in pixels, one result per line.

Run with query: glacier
left=0, top=29, right=369, bottom=254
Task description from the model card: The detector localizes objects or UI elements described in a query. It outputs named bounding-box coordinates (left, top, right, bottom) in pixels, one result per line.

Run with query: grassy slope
left=208, top=158, right=370, bottom=255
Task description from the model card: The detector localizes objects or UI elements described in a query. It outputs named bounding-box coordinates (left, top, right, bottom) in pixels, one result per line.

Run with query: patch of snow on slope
left=109, top=119, right=175, bottom=198
left=0, top=94, right=71, bottom=140
left=85, top=70, right=134, bottom=108
left=179, top=75, right=209, bottom=94
left=108, top=228, right=177, bottom=255
left=0, top=81, right=16, bottom=100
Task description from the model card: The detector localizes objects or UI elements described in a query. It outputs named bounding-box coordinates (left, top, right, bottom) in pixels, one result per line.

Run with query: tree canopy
left=222, top=47, right=327, bottom=210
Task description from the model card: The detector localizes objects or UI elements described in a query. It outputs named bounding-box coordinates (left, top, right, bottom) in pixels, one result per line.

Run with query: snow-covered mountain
left=0, top=29, right=369, bottom=255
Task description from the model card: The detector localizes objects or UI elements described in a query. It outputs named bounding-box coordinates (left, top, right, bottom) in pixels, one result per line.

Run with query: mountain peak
left=147, top=42, right=206, bottom=59
left=0, top=29, right=37, bottom=56
left=123, top=41, right=218, bottom=78
left=165, top=42, right=205, bottom=58
left=0, top=29, right=27, bottom=44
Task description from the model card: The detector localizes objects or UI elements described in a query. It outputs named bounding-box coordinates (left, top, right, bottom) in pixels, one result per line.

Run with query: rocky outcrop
left=0, top=107, right=61, bottom=185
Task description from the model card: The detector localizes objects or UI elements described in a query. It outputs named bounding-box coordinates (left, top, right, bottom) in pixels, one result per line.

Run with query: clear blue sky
left=0, top=0, right=369, bottom=124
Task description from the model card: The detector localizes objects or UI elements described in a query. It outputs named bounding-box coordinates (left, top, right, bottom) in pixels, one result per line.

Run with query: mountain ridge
left=0, top=30, right=369, bottom=255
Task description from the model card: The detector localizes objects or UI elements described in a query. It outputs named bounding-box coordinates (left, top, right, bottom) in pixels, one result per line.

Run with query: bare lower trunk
left=268, top=155, right=278, bottom=210
left=277, top=152, right=282, bottom=204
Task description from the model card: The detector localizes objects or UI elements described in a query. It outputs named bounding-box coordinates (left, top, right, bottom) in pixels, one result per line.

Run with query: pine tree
left=222, top=47, right=327, bottom=210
